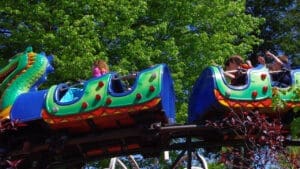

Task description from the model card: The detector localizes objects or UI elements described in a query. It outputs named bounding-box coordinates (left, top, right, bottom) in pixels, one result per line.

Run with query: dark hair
left=224, top=55, right=244, bottom=67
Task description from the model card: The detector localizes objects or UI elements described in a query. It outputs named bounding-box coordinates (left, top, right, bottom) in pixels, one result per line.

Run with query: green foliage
left=0, top=58, right=6, bottom=68
left=271, top=88, right=287, bottom=111
left=280, top=1, right=300, bottom=55
left=2, top=1, right=300, bottom=168
left=209, top=163, right=226, bottom=169
left=0, top=0, right=263, bottom=122
left=246, top=0, right=299, bottom=56
left=291, top=117, right=300, bottom=138
left=176, top=103, right=188, bottom=123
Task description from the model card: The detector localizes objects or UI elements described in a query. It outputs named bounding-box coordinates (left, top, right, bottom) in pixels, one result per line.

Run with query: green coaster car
left=189, top=65, right=300, bottom=124
left=0, top=48, right=176, bottom=133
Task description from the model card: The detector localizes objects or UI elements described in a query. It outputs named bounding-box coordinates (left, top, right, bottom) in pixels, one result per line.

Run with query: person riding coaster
left=223, top=65, right=291, bottom=88
left=268, top=67, right=291, bottom=88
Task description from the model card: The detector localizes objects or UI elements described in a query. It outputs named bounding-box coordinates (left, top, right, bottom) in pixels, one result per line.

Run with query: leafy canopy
left=246, top=0, right=299, bottom=62
left=0, top=0, right=263, bottom=122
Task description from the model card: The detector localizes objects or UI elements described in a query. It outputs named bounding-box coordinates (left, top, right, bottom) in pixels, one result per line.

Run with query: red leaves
left=6, top=159, right=23, bottom=168
left=0, top=119, right=27, bottom=133
left=231, top=117, right=236, bottom=125
left=206, top=110, right=287, bottom=168
left=246, top=115, right=252, bottom=122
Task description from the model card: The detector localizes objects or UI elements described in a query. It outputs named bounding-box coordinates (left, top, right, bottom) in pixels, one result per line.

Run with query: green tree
left=0, top=0, right=266, bottom=168
left=0, top=0, right=263, bottom=123
left=246, top=0, right=299, bottom=63
left=245, top=2, right=300, bottom=167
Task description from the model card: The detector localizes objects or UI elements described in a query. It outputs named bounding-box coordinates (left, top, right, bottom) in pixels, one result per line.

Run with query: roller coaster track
left=4, top=124, right=300, bottom=169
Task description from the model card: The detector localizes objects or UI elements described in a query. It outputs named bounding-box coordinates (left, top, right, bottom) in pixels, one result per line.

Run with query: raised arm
left=265, top=51, right=283, bottom=66
left=224, top=71, right=235, bottom=80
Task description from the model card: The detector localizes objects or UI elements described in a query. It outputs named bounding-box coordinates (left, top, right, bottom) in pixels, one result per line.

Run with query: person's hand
left=224, top=71, right=235, bottom=79
left=265, top=51, right=275, bottom=58
left=246, top=60, right=253, bottom=67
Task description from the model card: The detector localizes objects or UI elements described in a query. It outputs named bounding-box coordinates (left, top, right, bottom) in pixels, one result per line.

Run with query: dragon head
left=29, top=49, right=55, bottom=91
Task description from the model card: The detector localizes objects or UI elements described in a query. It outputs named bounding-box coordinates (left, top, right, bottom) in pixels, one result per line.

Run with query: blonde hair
left=94, top=60, right=109, bottom=71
